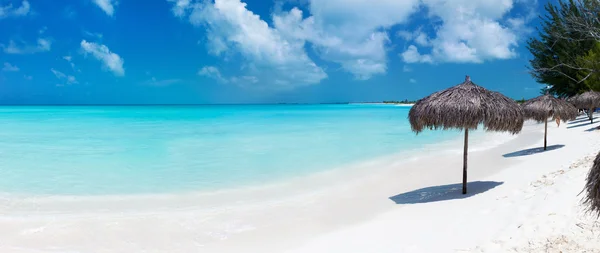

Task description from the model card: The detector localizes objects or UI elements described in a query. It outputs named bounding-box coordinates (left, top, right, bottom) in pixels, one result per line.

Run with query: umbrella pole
left=590, top=108, right=594, bottom=123
left=462, top=128, right=468, bottom=195
left=544, top=118, right=548, bottom=151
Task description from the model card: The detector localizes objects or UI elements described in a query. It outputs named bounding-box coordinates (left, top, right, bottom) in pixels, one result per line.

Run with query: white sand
left=1, top=116, right=600, bottom=253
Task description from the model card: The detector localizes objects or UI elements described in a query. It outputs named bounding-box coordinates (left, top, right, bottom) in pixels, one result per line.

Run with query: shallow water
left=0, top=104, right=462, bottom=195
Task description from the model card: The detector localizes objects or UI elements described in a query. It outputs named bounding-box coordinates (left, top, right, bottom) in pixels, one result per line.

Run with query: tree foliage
left=527, top=0, right=600, bottom=97
left=575, top=42, right=600, bottom=91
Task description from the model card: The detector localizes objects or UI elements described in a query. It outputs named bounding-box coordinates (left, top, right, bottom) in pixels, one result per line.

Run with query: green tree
left=527, top=0, right=599, bottom=97
left=576, top=42, right=600, bottom=92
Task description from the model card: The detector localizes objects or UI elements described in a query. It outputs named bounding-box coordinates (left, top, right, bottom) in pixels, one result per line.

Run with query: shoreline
left=1, top=117, right=599, bottom=252
left=0, top=123, right=519, bottom=210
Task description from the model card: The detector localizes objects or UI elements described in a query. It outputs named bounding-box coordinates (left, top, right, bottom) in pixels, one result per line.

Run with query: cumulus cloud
left=2, top=38, right=51, bottom=54
left=0, top=0, right=30, bottom=18
left=80, top=40, right=124, bottom=76
left=413, top=32, right=430, bottom=47
left=401, top=45, right=433, bottom=64
left=167, top=0, right=190, bottom=17
left=270, top=0, right=420, bottom=80
left=400, top=0, right=525, bottom=64
left=173, top=0, right=327, bottom=89
left=51, top=68, right=78, bottom=86
left=402, top=65, right=412, bottom=72
left=169, top=0, right=536, bottom=86
left=397, top=28, right=430, bottom=47
left=168, top=0, right=423, bottom=85
left=2, top=62, right=19, bottom=72
left=409, top=78, right=417, bottom=84
left=93, top=0, right=116, bottom=16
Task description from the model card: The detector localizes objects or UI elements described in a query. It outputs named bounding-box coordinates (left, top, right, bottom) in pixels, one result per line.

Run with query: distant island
left=382, top=100, right=417, bottom=104
left=353, top=100, right=417, bottom=105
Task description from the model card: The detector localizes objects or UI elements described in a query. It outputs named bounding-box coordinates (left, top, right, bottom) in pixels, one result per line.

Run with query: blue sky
left=0, top=0, right=545, bottom=104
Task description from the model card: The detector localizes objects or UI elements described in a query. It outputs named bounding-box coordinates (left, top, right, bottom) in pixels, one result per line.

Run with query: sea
left=0, top=104, right=466, bottom=196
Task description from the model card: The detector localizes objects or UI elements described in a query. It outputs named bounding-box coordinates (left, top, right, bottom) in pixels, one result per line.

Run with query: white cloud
left=397, top=28, right=430, bottom=47
left=168, top=0, right=421, bottom=84
left=409, top=78, right=417, bottom=84
left=144, top=77, right=182, bottom=86
left=177, top=0, right=327, bottom=88
left=198, top=66, right=259, bottom=86
left=198, top=66, right=227, bottom=83
left=83, top=30, right=103, bottom=39
left=50, top=68, right=65, bottom=79
left=63, top=55, right=76, bottom=70
left=80, top=40, right=124, bottom=76
left=167, top=0, right=191, bottom=17
left=2, top=38, right=51, bottom=54
left=50, top=68, right=78, bottom=85
left=401, top=45, right=433, bottom=64
left=93, top=0, right=116, bottom=16
left=2, top=62, right=19, bottom=72
left=414, top=32, right=430, bottom=47
left=170, top=0, right=536, bottom=85
left=399, top=0, right=522, bottom=64
left=396, top=30, right=413, bottom=41
left=402, top=65, right=412, bottom=72
left=272, top=0, right=420, bottom=80
left=0, top=0, right=30, bottom=18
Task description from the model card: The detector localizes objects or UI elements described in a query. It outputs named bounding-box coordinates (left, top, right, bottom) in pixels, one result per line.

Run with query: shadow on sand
left=389, top=181, right=503, bottom=204
left=567, top=122, right=595, bottom=129
left=585, top=125, right=600, bottom=132
left=568, top=117, right=597, bottom=125
left=502, top=144, right=565, bottom=158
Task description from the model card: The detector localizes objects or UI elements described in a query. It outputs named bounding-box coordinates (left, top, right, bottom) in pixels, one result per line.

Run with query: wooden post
left=462, top=128, right=469, bottom=195
left=544, top=118, right=548, bottom=151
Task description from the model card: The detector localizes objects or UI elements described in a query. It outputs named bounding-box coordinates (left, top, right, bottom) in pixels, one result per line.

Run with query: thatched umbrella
left=521, top=93, right=578, bottom=150
left=409, top=76, right=524, bottom=194
left=571, top=91, right=600, bottom=123
left=583, top=151, right=600, bottom=216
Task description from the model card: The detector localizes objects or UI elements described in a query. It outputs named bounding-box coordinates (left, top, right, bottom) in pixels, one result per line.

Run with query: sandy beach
left=1, top=115, right=599, bottom=253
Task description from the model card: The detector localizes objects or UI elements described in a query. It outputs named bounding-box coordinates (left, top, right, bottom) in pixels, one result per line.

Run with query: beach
left=0, top=115, right=599, bottom=252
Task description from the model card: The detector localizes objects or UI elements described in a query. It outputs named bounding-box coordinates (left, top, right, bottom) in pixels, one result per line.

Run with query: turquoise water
left=0, top=105, right=460, bottom=195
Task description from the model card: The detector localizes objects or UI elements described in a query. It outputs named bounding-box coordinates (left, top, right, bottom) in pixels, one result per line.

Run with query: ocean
left=0, top=104, right=462, bottom=195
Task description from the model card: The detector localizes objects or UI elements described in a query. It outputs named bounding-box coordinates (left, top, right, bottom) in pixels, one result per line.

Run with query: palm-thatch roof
left=569, top=91, right=600, bottom=123
left=408, top=76, right=524, bottom=195
left=521, top=94, right=578, bottom=150
left=571, top=91, right=600, bottom=109
left=409, top=76, right=524, bottom=134
left=522, top=94, right=578, bottom=123
left=584, top=151, right=600, bottom=216
left=567, top=94, right=579, bottom=107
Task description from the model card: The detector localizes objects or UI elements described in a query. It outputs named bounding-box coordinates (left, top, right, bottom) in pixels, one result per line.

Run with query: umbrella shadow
left=388, top=181, right=503, bottom=204
left=585, top=126, right=600, bottom=132
left=568, top=117, right=597, bottom=124
left=502, top=144, right=565, bottom=158
left=567, top=122, right=594, bottom=129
